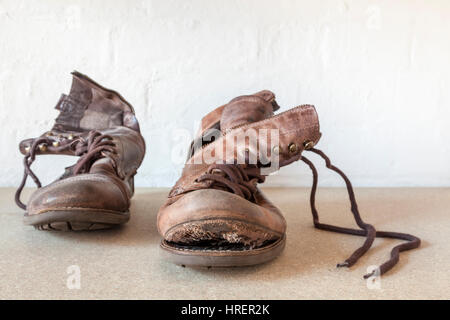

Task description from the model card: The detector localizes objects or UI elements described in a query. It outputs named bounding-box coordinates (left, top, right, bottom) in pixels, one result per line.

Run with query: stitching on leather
left=228, top=104, right=315, bottom=131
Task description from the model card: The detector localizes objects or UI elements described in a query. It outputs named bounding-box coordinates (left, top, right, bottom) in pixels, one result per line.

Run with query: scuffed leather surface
left=220, top=90, right=278, bottom=132
left=52, top=71, right=135, bottom=133
left=169, top=104, right=321, bottom=198
left=158, top=90, right=321, bottom=246
left=19, top=71, right=145, bottom=215
left=102, top=126, right=146, bottom=180
left=158, top=189, right=286, bottom=239
left=27, top=174, right=129, bottom=215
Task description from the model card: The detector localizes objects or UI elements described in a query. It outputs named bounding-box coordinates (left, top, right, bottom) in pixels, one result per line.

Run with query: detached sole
left=160, top=235, right=286, bottom=267
left=23, top=209, right=130, bottom=231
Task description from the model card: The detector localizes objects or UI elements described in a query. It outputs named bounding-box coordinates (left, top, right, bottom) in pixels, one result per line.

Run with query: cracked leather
left=17, top=71, right=145, bottom=216
left=157, top=90, right=321, bottom=247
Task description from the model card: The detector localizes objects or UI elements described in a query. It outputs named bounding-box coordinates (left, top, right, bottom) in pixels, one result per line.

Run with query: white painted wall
left=1, top=0, right=449, bottom=188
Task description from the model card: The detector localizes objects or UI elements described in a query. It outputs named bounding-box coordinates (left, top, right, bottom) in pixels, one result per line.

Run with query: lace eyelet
left=288, top=143, right=298, bottom=153
left=303, top=140, right=315, bottom=150
left=38, top=144, right=47, bottom=152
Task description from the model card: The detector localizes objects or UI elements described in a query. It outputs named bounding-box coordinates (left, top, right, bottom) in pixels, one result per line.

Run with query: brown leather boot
left=15, top=71, right=145, bottom=231
left=157, top=90, right=420, bottom=278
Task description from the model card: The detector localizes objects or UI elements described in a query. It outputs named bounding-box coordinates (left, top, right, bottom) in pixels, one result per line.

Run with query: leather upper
left=157, top=90, right=321, bottom=247
left=17, top=71, right=145, bottom=215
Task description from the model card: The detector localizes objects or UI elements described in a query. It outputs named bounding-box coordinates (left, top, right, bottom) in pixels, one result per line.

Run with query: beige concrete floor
left=0, top=187, right=448, bottom=300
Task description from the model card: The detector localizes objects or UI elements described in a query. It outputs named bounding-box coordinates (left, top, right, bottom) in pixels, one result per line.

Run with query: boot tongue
left=52, top=71, right=134, bottom=133
left=186, top=90, right=280, bottom=160
left=67, top=72, right=94, bottom=105
left=220, top=90, right=279, bottom=133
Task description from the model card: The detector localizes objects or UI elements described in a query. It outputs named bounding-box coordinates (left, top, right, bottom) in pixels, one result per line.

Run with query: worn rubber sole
left=23, top=209, right=130, bottom=231
left=160, top=235, right=286, bottom=267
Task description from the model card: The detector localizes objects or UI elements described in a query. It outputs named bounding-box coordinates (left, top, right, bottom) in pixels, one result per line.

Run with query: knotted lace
left=196, top=163, right=265, bottom=201
left=15, top=130, right=116, bottom=210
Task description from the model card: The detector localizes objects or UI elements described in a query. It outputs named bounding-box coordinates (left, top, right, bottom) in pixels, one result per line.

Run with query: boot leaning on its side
left=15, top=71, right=145, bottom=231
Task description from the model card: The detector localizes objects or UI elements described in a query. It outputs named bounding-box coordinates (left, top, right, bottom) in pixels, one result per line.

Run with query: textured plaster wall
left=0, top=0, right=449, bottom=188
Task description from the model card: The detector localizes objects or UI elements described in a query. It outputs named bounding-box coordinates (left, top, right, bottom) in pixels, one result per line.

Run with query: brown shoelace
left=15, top=130, right=116, bottom=210
left=197, top=148, right=420, bottom=278
left=301, top=148, right=421, bottom=278
left=196, top=163, right=265, bottom=202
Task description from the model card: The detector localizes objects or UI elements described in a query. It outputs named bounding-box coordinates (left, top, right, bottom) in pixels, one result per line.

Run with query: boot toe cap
left=157, top=189, right=286, bottom=247
left=26, top=174, right=129, bottom=215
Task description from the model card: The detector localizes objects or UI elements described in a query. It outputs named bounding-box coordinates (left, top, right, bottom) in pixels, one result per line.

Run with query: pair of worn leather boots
left=15, top=72, right=420, bottom=278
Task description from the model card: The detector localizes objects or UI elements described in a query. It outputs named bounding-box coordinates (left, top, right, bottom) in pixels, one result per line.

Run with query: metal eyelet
left=288, top=143, right=298, bottom=153
left=303, top=140, right=315, bottom=150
